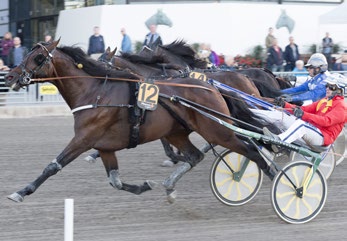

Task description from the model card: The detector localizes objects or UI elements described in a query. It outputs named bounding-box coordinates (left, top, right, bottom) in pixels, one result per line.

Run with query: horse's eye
left=34, top=54, right=45, bottom=65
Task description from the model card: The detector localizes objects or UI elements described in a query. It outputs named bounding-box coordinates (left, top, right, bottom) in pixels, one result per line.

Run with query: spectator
left=0, top=58, right=10, bottom=71
left=322, top=32, right=333, bottom=70
left=283, top=36, right=300, bottom=71
left=219, top=55, right=235, bottom=70
left=332, top=56, right=343, bottom=71
left=206, top=44, right=220, bottom=66
left=265, top=27, right=275, bottom=53
left=280, top=53, right=330, bottom=104
left=87, top=26, right=105, bottom=59
left=143, top=24, right=162, bottom=50
left=44, top=35, right=53, bottom=43
left=8, top=37, right=28, bottom=68
left=197, top=43, right=212, bottom=66
left=266, top=38, right=284, bottom=72
left=0, top=32, right=14, bottom=66
left=120, top=27, right=132, bottom=53
left=292, top=60, right=308, bottom=77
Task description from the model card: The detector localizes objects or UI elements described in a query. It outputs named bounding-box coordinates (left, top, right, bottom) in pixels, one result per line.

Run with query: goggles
left=325, top=84, right=338, bottom=91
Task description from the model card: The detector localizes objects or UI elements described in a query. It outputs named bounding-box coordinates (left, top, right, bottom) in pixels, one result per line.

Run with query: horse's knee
left=42, top=159, right=62, bottom=177
left=163, top=162, right=192, bottom=190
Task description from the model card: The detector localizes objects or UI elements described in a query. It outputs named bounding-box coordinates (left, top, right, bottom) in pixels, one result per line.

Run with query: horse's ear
left=51, top=38, right=60, bottom=48
left=106, top=46, right=111, bottom=53
left=111, top=47, right=117, bottom=56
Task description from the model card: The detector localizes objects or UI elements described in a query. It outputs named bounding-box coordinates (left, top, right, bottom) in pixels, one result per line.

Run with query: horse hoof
left=146, top=180, right=158, bottom=189
left=7, top=192, right=24, bottom=203
left=84, top=155, right=97, bottom=163
left=166, top=189, right=177, bottom=204
left=161, top=160, right=175, bottom=167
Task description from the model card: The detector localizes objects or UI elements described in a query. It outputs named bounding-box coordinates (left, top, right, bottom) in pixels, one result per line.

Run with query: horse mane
left=276, top=77, right=293, bottom=89
left=121, top=52, right=165, bottom=65
left=158, top=40, right=208, bottom=69
left=58, top=46, right=139, bottom=80
left=160, top=40, right=196, bottom=58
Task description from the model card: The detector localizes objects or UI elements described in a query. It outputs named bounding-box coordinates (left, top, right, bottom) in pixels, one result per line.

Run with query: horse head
left=275, top=10, right=295, bottom=33
left=98, top=46, right=117, bottom=67
left=145, top=9, right=173, bottom=29
left=5, top=39, right=60, bottom=91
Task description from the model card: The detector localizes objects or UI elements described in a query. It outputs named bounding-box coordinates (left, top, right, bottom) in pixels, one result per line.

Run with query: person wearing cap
left=263, top=73, right=347, bottom=150
left=279, top=53, right=330, bottom=104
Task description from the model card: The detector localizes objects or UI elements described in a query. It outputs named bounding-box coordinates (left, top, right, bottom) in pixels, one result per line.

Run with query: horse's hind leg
left=84, top=150, right=100, bottom=163
left=160, top=138, right=187, bottom=167
left=99, top=151, right=157, bottom=195
left=162, top=134, right=204, bottom=203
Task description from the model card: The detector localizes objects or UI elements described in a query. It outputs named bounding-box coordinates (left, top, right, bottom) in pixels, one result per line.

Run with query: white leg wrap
left=109, top=169, right=123, bottom=189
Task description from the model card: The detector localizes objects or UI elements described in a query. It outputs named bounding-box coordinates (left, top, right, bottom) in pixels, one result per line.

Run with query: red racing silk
left=284, top=95, right=347, bottom=145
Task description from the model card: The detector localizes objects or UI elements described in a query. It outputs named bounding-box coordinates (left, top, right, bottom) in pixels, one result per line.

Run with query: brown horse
left=5, top=40, right=276, bottom=203
left=94, top=46, right=271, bottom=164
left=102, top=44, right=263, bottom=98
left=235, top=68, right=292, bottom=97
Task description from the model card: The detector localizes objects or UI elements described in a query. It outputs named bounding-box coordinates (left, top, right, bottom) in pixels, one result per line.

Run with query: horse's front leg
left=7, top=137, right=90, bottom=202
left=99, top=151, right=157, bottom=195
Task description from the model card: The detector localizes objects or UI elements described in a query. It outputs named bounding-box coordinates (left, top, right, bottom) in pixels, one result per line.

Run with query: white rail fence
left=1, top=70, right=347, bottom=106
left=0, top=71, right=65, bottom=106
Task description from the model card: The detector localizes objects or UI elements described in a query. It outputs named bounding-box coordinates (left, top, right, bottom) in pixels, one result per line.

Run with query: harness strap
left=127, top=81, right=145, bottom=149
left=71, top=105, right=94, bottom=113
left=158, top=98, right=191, bottom=132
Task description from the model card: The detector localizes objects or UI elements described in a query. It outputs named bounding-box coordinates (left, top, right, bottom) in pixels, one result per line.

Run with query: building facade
left=1, top=0, right=343, bottom=49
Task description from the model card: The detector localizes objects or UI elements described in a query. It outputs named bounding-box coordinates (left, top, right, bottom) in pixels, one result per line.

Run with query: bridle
left=18, top=43, right=54, bottom=85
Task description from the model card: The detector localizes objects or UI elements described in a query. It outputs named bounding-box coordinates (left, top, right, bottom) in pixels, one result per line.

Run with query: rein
left=30, top=75, right=215, bottom=92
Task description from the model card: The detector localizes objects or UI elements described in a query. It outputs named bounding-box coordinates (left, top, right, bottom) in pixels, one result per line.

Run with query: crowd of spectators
left=0, top=26, right=345, bottom=73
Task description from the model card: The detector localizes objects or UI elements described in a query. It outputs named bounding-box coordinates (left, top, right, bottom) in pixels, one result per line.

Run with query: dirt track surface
left=1, top=116, right=347, bottom=241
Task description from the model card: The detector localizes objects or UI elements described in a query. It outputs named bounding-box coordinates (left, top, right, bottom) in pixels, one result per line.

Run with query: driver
left=264, top=73, right=347, bottom=151
left=279, top=53, right=330, bottom=104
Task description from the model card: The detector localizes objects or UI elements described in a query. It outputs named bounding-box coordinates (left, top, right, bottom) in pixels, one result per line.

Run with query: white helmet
left=326, top=73, right=346, bottom=89
left=305, top=53, right=328, bottom=72
left=325, top=73, right=346, bottom=95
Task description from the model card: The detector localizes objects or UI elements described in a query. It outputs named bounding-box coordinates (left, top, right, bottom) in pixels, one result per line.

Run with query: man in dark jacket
left=8, top=37, right=28, bottom=68
left=143, top=24, right=162, bottom=50
left=87, top=26, right=105, bottom=59
left=283, top=36, right=300, bottom=71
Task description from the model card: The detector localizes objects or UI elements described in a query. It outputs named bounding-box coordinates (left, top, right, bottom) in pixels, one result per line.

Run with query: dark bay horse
left=5, top=40, right=275, bottom=203
left=93, top=46, right=273, bottom=164
left=131, top=40, right=285, bottom=99
left=103, top=43, right=263, bottom=99
left=235, top=68, right=292, bottom=97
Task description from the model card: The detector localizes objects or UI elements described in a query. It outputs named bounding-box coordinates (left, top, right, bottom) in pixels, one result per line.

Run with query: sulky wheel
left=271, top=160, right=327, bottom=224
left=289, top=146, right=336, bottom=180
left=333, top=130, right=346, bottom=166
left=210, top=149, right=263, bottom=206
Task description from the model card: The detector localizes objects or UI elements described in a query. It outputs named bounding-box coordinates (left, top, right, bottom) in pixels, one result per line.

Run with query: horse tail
left=221, top=90, right=280, bottom=134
